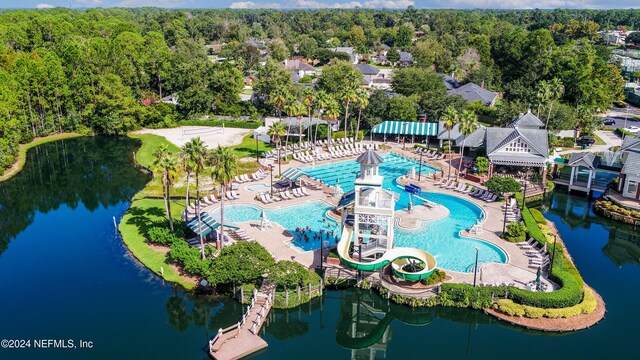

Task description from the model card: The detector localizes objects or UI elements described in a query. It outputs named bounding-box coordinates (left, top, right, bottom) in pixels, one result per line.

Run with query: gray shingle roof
left=437, top=121, right=462, bottom=141
left=568, top=153, right=601, bottom=169
left=486, top=127, right=549, bottom=158
left=356, top=149, right=384, bottom=166
left=510, top=110, right=545, bottom=129
left=622, top=151, right=640, bottom=176
left=282, top=59, right=315, bottom=72
left=448, top=83, right=497, bottom=106
left=456, top=126, right=486, bottom=148
left=355, top=63, right=380, bottom=75
left=621, top=135, right=640, bottom=153
left=399, top=51, right=413, bottom=63
left=438, top=73, right=460, bottom=91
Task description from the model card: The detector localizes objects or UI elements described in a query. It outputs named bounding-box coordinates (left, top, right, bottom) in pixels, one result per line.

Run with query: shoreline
left=0, top=133, right=83, bottom=182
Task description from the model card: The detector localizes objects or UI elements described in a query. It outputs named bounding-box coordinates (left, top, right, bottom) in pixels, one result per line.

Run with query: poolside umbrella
left=408, top=195, right=413, bottom=213
left=408, top=166, right=416, bottom=179
left=335, top=184, right=344, bottom=198
left=536, top=266, right=542, bottom=291
left=260, top=209, right=273, bottom=231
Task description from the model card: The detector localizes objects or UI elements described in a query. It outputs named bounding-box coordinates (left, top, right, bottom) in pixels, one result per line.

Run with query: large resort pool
left=214, top=155, right=507, bottom=272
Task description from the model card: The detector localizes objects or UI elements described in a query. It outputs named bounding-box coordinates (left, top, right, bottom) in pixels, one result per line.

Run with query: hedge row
left=178, top=119, right=262, bottom=129
left=495, top=286, right=597, bottom=318
left=529, top=208, right=547, bottom=224
left=440, top=283, right=507, bottom=309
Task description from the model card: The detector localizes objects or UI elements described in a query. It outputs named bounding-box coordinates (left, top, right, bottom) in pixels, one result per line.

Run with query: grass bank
left=0, top=132, right=83, bottom=182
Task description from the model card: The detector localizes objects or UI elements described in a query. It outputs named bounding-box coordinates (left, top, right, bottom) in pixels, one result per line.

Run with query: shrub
left=529, top=208, right=547, bottom=225
left=475, top=156, right=489, bottom=174
left=168, top=241, right=211, bottom=277
left=484, top=176, right=522, bottom=194
left=421, top=268, right=446, bottom=285
left=615, top=128, right=635, bottom=138
left=505, top=222, right=527, bottom=242
left=495, top=287, right=597, bottom=318
left=146, top=226, right=179, bottom=245
left=440, top=283, right=507, bottom=309
left=268, top=260, right=311, bottom=289
left=331, top=130, right=364, bottom=141
left=207, top=242, right=275, bottom=286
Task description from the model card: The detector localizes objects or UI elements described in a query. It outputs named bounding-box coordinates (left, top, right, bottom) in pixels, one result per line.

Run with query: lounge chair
left=463, top=186, right=473, bottom=194
left=301, top=187, right=310, bottom=195
left=234, top=175, right=244, bottom=183
left=226, top=191, right=235, bottom=200
left=260, top=194, right=272, bottom=204
left=231, top=191, right=241, bottom=199
left=486, top=194, right=498, bottom=202
left=209, top=194, right=219, bottom=203
left=447, top=181, right=458, bottom=189
left=281, top=191, right=292, bottom=200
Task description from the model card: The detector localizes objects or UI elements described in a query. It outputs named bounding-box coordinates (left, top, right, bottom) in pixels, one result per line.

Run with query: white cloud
left=436, top=0, right=597, bottom=9
left=116, top=0, right=188, bottom=7
left=229, top=0, right=414, bottom=8
left=75, top=0, right=104, bottom=4
left=36, top=3, right=55, bottom=8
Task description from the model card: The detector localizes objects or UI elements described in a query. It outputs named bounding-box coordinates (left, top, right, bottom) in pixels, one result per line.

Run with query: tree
left=456, top=110, right=478, bottom=176
left=353, top=88, right=369, bottom=144
left=545, top=78, right=564, bottom=129
left=441, top=106, right=459, bottom=180
left=302, top=88, right=316, bottom=146
left=269, top=87, right=289, bottom=121
left=386, top=47, right=400, bottom=65
left=317, top=60, right=361, bottom=95
left=181, top=137, right=208, bottom=259
left=209, top=146, right=237, bottom=250
left=297, top=35, right=318, bottom=58
left=267, top=121, right=287, bottom=176
left=292, top=101, right=307, bottom=152
left=348, top=25, right=366, bottom=48
left=396, top=24, right=413, bottom=49
left=388, top=95, right=418, bottom=122
left=268, top=38, right=289, bottom=62
left=315, top=90, right=332, bottom=145
left=268, top=260, right=311, bottom=289
left=341, top=89, right=357, bottom=141
left=324, top=98, right=341, bottom=146
left=484, top=176, right=522, bottom=194
left=628, top=32, right=640, bottom=46
left=391, top=67, right=445, bottom=98
left=153, top=144, right=178, bottom=232
left=207, top=242, right=275, bottom=286
left=363, top=89, right=389, bottom=128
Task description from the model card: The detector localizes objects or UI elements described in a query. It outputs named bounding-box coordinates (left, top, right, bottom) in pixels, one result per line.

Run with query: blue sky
left=5, top=0, right=640, bottom=10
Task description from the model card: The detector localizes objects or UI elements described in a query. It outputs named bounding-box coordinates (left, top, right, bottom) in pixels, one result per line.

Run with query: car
left=603, top=118, right=615, bottom=126
left=625, top=126, right=640, bottom=133
left=576, top=137, right=596, bottom=146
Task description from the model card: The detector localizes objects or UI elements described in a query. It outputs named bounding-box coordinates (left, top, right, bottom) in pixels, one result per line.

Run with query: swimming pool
left=210, top=201, right=341, bottom=252
left=302, top=153, right=440, bottom=210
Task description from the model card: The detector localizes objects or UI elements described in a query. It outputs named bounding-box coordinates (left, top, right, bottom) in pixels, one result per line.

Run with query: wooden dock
left=209, top=285, right=275, bottom=360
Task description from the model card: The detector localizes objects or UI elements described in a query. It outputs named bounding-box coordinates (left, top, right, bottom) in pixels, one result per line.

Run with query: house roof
left=356, top=149, right=384, bottom=166
left=622, top=152, right=640, bottom=176
left=486, top=127, right=549, bottom=160
left=355, top=63, right=380, bottom=75
left=331, top=47, right=354, bottom=54
left=621, top=136, right=640, bottom=153
left=282, top=59, right=315, bottom=72
left=438, top=73, right=460, bottom=91
left=447, top=83, right=497, bottom=106
left=510, top=110, right=545, bottom=129
left=380, top=44, right=391, bottom=50
left=437, top=121, right=462, bottom=140
left=456, top=126, right=486, bottom=148
left=568, top=153, right=601, bottom=170
left=399, top=51, right=413, bottom=62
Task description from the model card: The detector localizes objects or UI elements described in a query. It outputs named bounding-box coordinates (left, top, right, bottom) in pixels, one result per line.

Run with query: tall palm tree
left=181, top=137, right=208, bottom=259
left=315, top=90, right=331, bottom=145
left=456, top=110, right=478, bottom=177
left=341, top=89, right=357, bottom=141
left=293, top=101, right=307, bottom=153
left=545, top=78, right=565, bottom=130
left=267, top=121, right=287, bottom=176
left=153, top=144, right=178, bottom=231
left=283, top=93, right=296, bottom=147
left=353, top=88, right=369, bottom=144
left=441, top=106, right=459, bottom=180
left=325, top=99, right=341, bottom=146
left=302, top=88, right=316, bottom=146
left=179, top=141, right=196, bottom=209
left=209, top=146, right=237, bottom=250
left=535, top=80, right=551, bottom=118
left=269, top=88, right=287, bottom=122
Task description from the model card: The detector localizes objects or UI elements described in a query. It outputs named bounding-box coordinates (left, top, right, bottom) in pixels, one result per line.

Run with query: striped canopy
left=281, top=167, right=305, bottom=181
left=187, top=212, right=239, bottom=237
left=371, top=121, right=438, bottom=136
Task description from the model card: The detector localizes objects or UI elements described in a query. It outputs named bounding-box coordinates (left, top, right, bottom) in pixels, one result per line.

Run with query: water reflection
left=0, top=137, right=151, bottom=257
left=546, top=191, right=640, bottom=266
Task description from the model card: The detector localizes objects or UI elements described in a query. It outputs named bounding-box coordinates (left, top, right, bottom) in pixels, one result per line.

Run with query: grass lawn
left=231, top=134, right=274, bottom=160
left=0, top=132, right=83, bottom=182
left=128, top=133, right=184, bottom=198
left=119, top=198, right=195, bottom=290
left=592, top=133, right=606, bottom=146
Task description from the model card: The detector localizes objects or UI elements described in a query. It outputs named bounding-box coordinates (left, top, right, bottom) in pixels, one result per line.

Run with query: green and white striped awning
left=187, top=212, right=239, bottom=237
left=281, top=167, right=305, bottom=181
left=371, top=121, right=438, bottom=136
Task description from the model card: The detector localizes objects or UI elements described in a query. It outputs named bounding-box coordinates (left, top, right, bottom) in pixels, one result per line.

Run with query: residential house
left=281, top=59, right=316, bottom=83
left=329, top=47, right=359, bottom=64
left=161, top=94, right=179, bottom=106
left=398, top=52, right=414, bottom=67
left=618, top=136, right=640, bottom=200
left=439, top=73, right=498, bottom=106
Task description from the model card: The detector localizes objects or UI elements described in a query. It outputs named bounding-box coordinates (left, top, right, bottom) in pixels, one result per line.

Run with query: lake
left=0, top=137, right=637, bottom=359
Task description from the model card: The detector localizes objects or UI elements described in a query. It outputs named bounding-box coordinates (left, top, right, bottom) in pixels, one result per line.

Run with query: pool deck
left=200, top=145, right=556, bottom=291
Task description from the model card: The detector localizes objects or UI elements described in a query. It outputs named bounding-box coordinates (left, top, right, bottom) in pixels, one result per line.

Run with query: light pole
left=255, top=136, right=259, bottom=163
left=277, top=146, right=282, bottom=177
left=623, top=106, right=630, bottom=139
left=418, top=150, right=423, bottom=181
left=270, top=165, right=274, bottom=197
left=521, top=181, right=528, bottom=210
left=548, top=232, right=558, bottom=273
left=502, top=195, right=510, bottom=235
left=402, top=123, right=407, bottom=149
left=473, top=247, right=479, bottom=287
left=320, top=237, right=324, bottom=273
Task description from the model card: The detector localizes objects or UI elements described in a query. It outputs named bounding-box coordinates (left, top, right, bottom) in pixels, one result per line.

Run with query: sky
left=2, top=0, right=640, bottom=10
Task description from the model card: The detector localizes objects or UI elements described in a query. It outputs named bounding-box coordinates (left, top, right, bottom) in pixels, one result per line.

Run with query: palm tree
left=293, top=101, right=307, bottom=153
left=283, top=93, right=296, bottom=147
left=353, top=88, right=369, bottom=144
left=325, top=99, right=341, bottom=146
left=269, top=88, right=287, bottom=122
left=302, top=88, right=316, bottom=146
left=535, top=80, right=551, bottom=118
left=441, top=106, right=459, bottom=180
left=209, top=146, right=237, bottom=250
left=181, top=137, right=208, bottom=259
left=179, top=142, right=195, bottom=209
left=545, top=78, right=565, bottom=130
left=153, top=144, right=178, bottom=231
left=315, top=90, right=331, bottom=145
left=341, top=89, right=357, bottom=141
left=456, top=110, right=478, bottom=177
left=267, top=121, right=287, bottom=176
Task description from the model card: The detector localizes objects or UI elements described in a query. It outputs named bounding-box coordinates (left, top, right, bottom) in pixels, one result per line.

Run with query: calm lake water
left=0, top=137, right=637, bottom=359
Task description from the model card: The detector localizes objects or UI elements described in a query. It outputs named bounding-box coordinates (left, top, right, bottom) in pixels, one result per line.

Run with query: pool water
left=245, top=183, right=271, bottom=193
left=211, top=201, right=341, bottom=252
left=394, top=192, right=506, bottom=271
left=216, top=193, right=506, bottom=272
left=302, top=153, right=440, bottom=210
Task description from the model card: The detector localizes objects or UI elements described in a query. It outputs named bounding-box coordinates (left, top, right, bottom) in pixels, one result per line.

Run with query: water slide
left=337, top=226, right=437, bottom=281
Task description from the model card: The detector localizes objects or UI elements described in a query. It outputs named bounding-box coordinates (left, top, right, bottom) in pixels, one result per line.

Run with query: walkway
left=556, top=130, right=621, bottom=155
left=209, top=282, right=275, bottom=360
